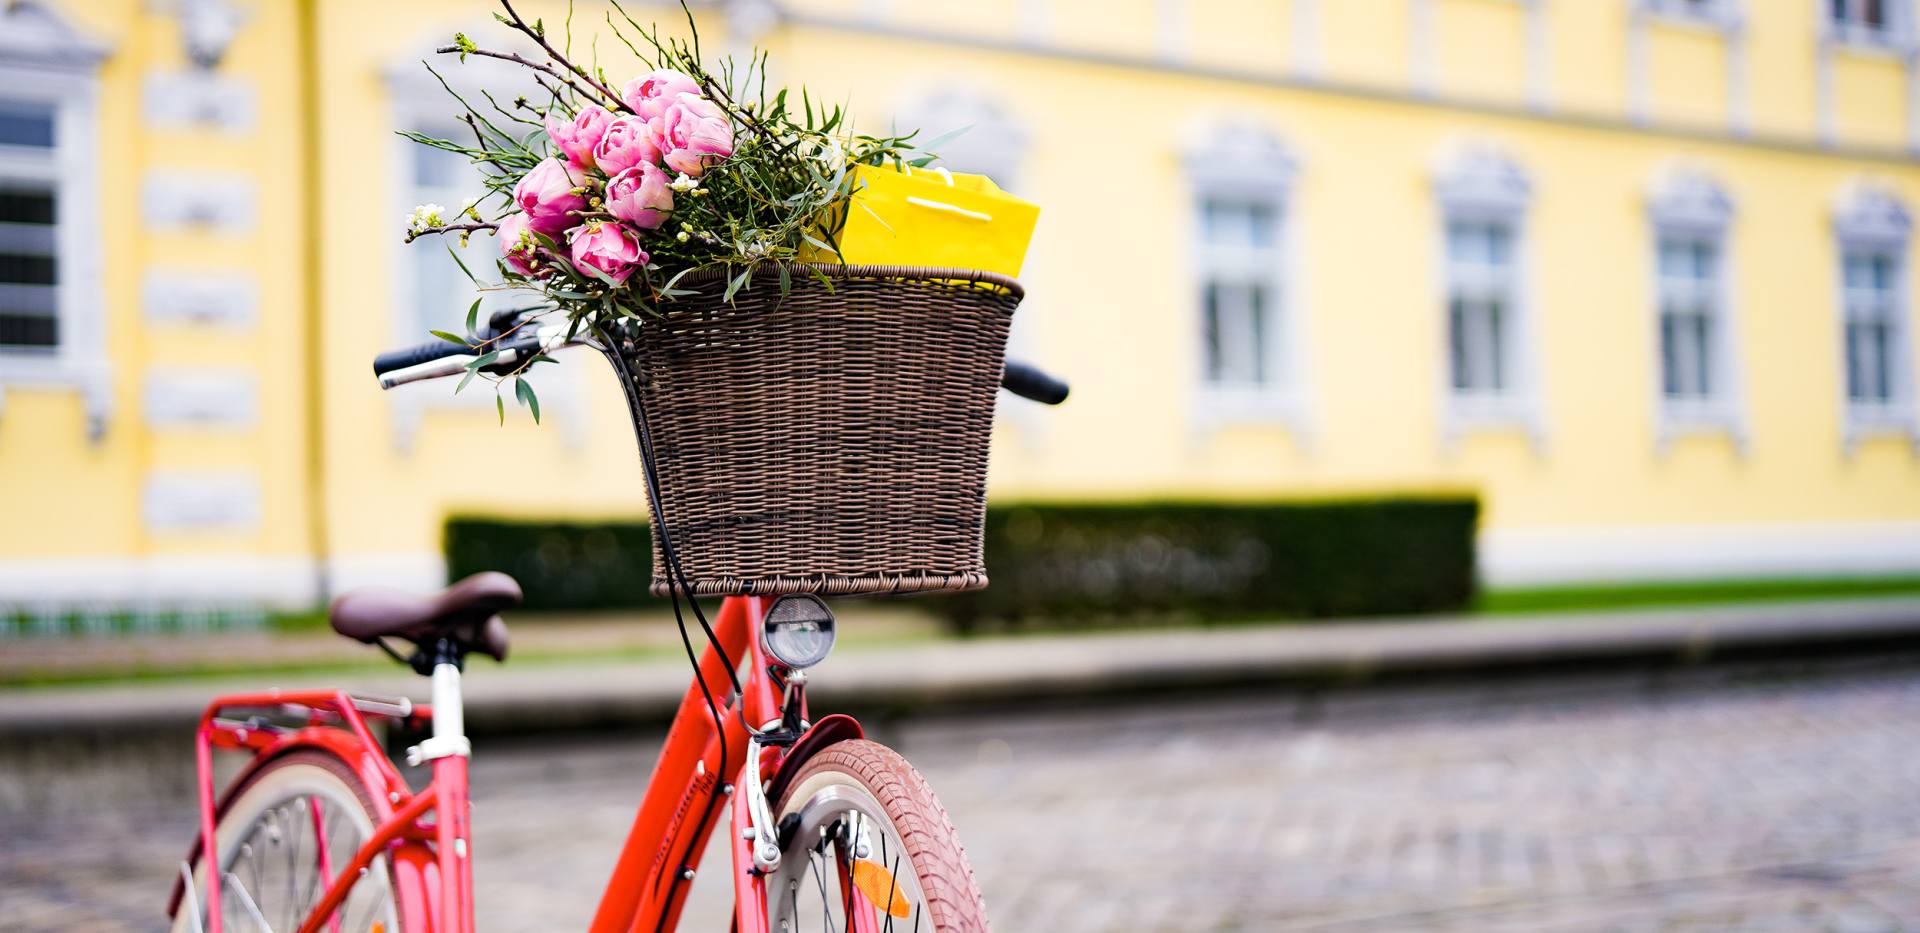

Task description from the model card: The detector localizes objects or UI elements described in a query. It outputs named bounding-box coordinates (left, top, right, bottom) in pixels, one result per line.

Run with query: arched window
left=1432, top=139, right=1541, bottom=445
left=1647, top=163, right=1743, bottom=449
left=1183, top=118, right=1310, bottom=437
left=1833, top=180, right=1915, bottom=449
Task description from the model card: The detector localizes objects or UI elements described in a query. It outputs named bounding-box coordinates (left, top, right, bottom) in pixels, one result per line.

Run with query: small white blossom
left=668, top=173, right=699, bottom=193
left=405, top=203, right=446, bottom=232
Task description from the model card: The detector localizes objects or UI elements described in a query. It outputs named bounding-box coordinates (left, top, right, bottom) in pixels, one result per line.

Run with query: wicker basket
left=597, top=264, right=1023, bottom=597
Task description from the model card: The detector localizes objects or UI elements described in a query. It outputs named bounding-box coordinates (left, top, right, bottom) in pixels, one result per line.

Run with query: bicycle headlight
left=761, top=594, right=837, bottom=669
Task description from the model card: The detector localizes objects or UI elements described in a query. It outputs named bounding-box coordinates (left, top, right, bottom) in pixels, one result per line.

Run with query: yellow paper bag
left=807, top=164, right=1040, bottom=278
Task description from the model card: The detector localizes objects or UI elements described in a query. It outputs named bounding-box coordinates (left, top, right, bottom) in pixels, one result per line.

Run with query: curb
left=5, top=597, right=1920, bottom=741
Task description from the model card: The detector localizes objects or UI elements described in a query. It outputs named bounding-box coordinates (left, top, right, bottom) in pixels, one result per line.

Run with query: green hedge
left=933, top=498, right=1479, bottom=631
left=445, top=517, right=653, bottom=611
left=446, top=496, right=1478, bottom=625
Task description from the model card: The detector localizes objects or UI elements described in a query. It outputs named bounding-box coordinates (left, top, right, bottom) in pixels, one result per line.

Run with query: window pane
left=1203, top=282, right=1224, bottom=382
left=0, top=106, right=54, bottom=148
left=1691, top=241, right=1714, bottom=280
left=1449, top=297, right=1471, bottom=391
left=1661, top=314, right=1680, bottom=396
left=1486, top=298, right=1507, bottom=391
left=0, top=313, right=56, bottom=347
left=1863, top=0, right=1886, bottom=29
left=413, top=138, right=472, bottom=189
left=1659, top=240, right=1690, bottom=278
left=0, top=282, right=57, bottom=349
left=0, top=189, right=56, bottom=225
left=1485, top=225, right=1512, bottom=267
left=1248, top=283, right=1268, bottom=384
left=1447, top=222, right=1482, bottom=264
left=1870, top=254, right=1894, bottom=292
left=0, top=252, right=55, bottom=285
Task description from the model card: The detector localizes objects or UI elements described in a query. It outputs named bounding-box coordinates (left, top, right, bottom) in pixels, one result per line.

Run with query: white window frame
left=1647, top=165, right=1745, bottom=451
left=1433, top=141, right=1543, bottom=449
left=1823, top=0, right=1917, bottom=52
left=1184, top=119, right=1311, bottom=443
left=1833, top=180, right=1916, bottom=451
left=0, top=3, right=110, bottom=440
left=383, top=40, right=585, bottom=451
left=1639, top=0, right=1743, bottom=29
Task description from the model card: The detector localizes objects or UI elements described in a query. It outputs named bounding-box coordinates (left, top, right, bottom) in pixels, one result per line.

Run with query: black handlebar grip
left=1001, top=360, right=1070, bottom=405
left=372, top=340, right=469, bottom=377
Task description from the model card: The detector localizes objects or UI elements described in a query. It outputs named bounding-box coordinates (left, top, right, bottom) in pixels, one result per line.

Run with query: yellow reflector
left=851, top=859, right=912, bottom=919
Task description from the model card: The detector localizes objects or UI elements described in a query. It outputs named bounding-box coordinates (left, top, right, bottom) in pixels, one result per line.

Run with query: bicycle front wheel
left=765, top=739, right=989, bottom=932
left=172, top=750, right=406, bottom=933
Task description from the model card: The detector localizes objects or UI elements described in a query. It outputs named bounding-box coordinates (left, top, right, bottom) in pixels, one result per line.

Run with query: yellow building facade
left=3, top=0, right=1918, bottom=613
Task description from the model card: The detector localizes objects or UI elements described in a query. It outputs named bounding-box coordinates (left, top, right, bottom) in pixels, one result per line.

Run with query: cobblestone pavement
left=7, top=662, right=1920, bottom=931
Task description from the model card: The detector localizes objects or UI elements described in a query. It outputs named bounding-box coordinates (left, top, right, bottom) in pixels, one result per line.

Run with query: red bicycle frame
left=174, top=594, right=877, bottom=933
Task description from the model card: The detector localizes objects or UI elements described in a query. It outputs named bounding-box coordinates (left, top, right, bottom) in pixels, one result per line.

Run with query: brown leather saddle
left=328, top=572, right=520, bottom=663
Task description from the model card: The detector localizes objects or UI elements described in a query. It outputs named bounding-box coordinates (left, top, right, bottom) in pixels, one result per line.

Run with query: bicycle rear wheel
left=765, top=739, right=989, bottom=932
left=172, top=750, right=405, bottom=933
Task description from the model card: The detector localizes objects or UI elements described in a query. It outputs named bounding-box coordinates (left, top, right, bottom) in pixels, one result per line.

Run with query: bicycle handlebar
left=1000, top=360, right=1069, bottom=405
left=371, top=307, right=550, bottom=378
left=373, top=311, right=1069, bottom=406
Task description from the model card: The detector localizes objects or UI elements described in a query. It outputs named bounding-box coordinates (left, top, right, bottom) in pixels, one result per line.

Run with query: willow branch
left=437, top=45, right=624, bottom=113
left=497, top=0, right=630, bottom=112
left=405, top=222, right=501, bottom=244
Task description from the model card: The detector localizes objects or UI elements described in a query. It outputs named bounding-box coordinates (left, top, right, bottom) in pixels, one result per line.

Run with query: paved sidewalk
left=5, top=596, right=1920, bottom=739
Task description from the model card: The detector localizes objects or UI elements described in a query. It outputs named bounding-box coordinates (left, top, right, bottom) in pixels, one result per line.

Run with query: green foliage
left=931, top=498, right=1481, bottom=633
left=445, top=516, right=654, bottom=611
left=443, top=497, right=1480, bottom=624
left=1478, top=575, right=1920, bottom=614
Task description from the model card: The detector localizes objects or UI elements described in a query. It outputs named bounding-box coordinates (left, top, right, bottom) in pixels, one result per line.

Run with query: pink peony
left=603, top=162, right=674, bottom=230
left=622, top=68, right=701, bottom=121
left=592, top=115, right=662, bottom=177
left=545, top=104, right=614, bottom=170
left=497, top=213, right=544, bottom=277
left=648, top=93, right=733, bottom=178
left=568, top=220, right=647, bottom=285
left=512, top=158, right=589, bottom=236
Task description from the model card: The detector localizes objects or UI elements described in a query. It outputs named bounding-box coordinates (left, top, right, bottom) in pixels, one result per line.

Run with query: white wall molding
left=1156, top=0, right=1188, bottom=62
left=142, top=272, right=258, bottom=327
left=141, top=171, right=256, bottom=233
left=1411, top=0, right=1439, bottom=98
left=143, top=471, right=261, bottom=532
left=329, top=552, right=448, bottom=595
left=143, top=369, right=258, bottom=430
left=0, top=554, right=317, bottom=610
left=1524, top=0, right=1550, bottom=111
left=1483, top=522, right=1920, bottom=586
left=1290, top=0, right=1320, bottom=81
left=0, top=2, right=111, bottom=72
left=143, top=70, right=255, bottom=131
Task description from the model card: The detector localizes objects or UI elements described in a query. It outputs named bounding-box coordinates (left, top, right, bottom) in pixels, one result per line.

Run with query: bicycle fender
left=763, top=713, right=865, bottom=806
left=165, top=726, right=422, bottom=922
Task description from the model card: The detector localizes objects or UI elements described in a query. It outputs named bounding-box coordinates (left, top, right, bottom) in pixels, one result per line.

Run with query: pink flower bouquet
left=402, top=1, right=932, bottom=418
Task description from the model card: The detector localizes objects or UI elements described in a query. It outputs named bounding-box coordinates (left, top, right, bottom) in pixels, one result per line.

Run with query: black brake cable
left=596, top=322, right=750, bottom=928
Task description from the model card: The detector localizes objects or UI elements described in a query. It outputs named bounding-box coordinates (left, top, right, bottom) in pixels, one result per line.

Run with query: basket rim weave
left=664, top=262, right=1024, bottom=302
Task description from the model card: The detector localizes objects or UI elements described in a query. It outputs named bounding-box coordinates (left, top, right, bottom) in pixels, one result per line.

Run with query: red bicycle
left=166, top=308, right=1068, bottom=933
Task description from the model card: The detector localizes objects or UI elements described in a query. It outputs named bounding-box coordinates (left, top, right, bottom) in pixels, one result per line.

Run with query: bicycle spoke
left=224, top=870, right=276, bottom=933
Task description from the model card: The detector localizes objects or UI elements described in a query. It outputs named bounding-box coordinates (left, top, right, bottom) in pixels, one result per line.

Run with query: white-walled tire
left=172, top=751, right=404, bottom=933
